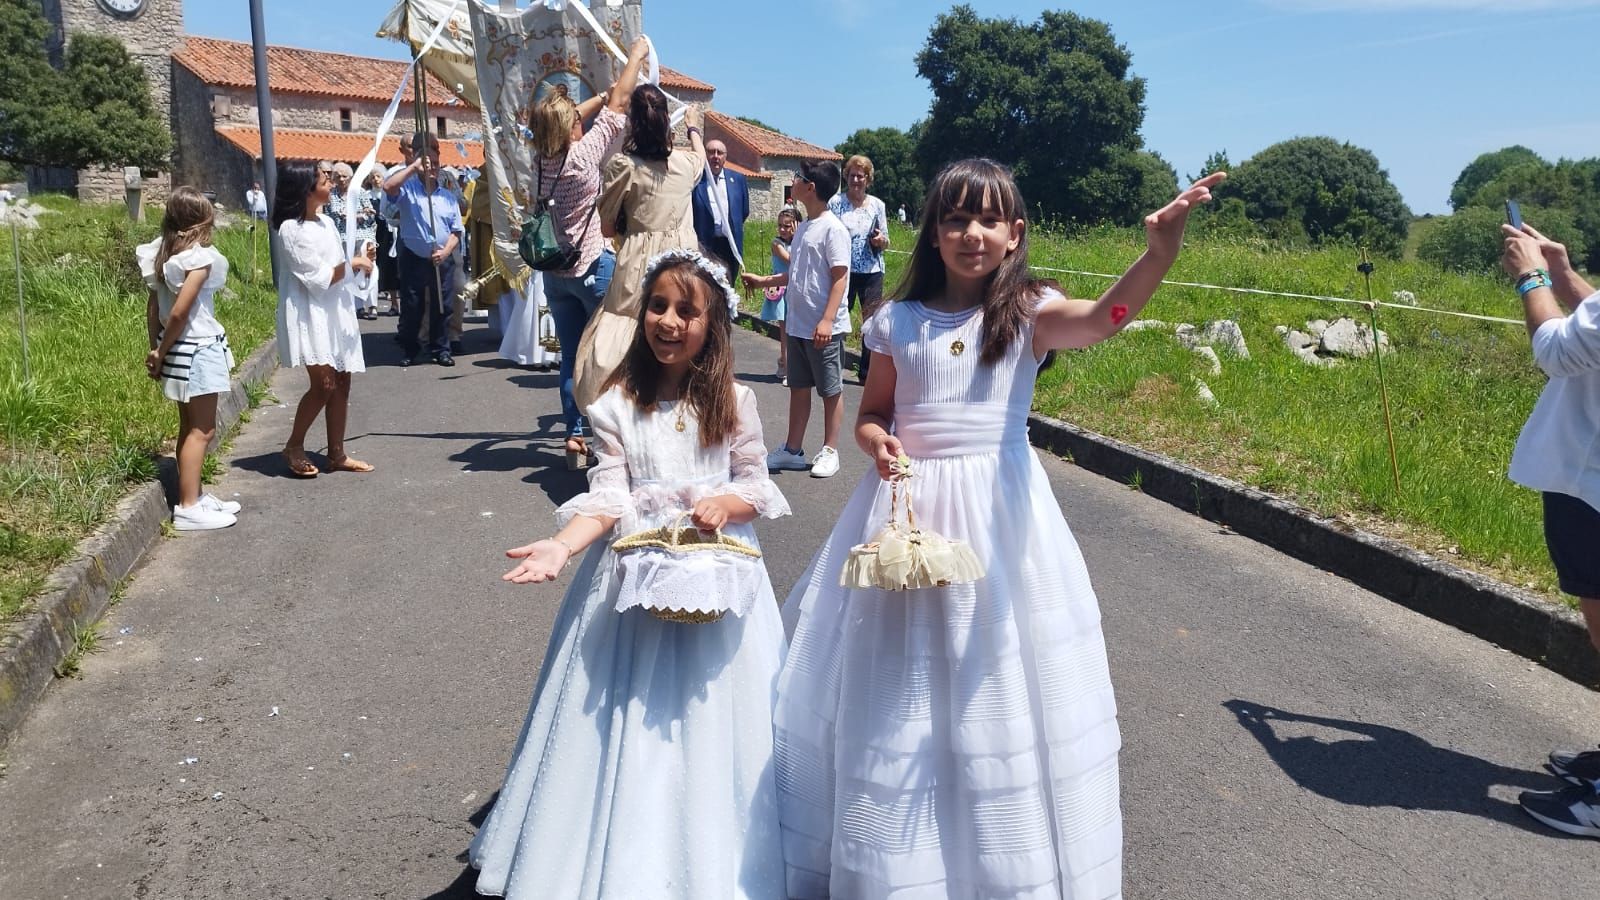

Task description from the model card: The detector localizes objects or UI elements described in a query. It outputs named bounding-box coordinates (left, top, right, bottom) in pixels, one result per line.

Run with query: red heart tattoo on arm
left=1110, top=304, right=1129, bottom=326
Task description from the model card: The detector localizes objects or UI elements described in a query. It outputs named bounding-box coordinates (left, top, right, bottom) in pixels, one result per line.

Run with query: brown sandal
left=282, top=447, right=319, bottom=478
left=326, top=455, right=375, bottom=473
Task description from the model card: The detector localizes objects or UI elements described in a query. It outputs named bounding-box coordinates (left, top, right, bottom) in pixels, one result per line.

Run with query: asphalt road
left=1, top=318, right=1596, bottom=900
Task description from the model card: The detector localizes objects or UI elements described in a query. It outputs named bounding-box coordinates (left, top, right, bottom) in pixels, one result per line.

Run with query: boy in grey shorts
left=743, top=160, right=850, bottom=478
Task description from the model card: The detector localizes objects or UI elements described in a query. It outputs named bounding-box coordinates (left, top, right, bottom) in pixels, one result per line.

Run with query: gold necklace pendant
left=673, top=401, right=687, bottom=432
left=950, top=340, right=966, bottom=357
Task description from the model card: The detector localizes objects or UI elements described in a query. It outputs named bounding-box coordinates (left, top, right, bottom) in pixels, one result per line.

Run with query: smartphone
left=1506, top=199, right=1523, bottom=230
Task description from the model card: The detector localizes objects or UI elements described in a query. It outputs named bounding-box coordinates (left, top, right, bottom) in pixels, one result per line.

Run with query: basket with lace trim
left=612, top=511, right=766, bottom=623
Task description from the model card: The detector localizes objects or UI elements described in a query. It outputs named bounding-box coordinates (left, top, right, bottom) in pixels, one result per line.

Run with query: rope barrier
left=881, top=248, right=1524, bottom=326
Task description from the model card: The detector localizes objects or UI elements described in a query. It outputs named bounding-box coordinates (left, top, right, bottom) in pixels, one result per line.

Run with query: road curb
left=0, top=340, right=279, bottom=747
left=736, top=312, right=1599, bottom=688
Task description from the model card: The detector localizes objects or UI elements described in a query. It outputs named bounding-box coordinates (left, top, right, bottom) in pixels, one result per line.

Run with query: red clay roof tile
left=215, top=126, right=485, bottom=169
left=176, top=36, right=473, bottom=109
left=706, top=111, right=839, bottom=162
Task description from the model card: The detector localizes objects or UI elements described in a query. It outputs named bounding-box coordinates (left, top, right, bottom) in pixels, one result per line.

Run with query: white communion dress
left=774, top=297, right=1123, bottom=899
left=469, top=384, right=791, bottom=899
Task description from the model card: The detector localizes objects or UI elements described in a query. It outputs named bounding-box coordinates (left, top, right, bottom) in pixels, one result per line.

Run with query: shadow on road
left=1224, top=699, right=1579, bottom=838
left=420, top=793, right=499, bottom=900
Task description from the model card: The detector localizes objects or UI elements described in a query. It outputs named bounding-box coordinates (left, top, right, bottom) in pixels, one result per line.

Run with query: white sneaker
left=173, top=503, right=237, bottom=531
left=810, top=446, right=840, bottom=478
left=200, top=493, right=241, bottom=515
left=766, top=446, right=809, bottom=471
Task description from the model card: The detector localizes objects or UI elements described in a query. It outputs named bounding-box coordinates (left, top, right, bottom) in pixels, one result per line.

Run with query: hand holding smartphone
left=1506, top=199, right=1523, bottom=230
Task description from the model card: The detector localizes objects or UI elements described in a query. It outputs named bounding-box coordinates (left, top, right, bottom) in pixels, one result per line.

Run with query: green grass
left=745, top=218, right=1562, bottom=601
left=1, top=197, right=278, bottom=623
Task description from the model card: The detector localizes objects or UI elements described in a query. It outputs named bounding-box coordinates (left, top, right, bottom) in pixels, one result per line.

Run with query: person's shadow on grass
left=1224, top=699, right=1577, bottom=838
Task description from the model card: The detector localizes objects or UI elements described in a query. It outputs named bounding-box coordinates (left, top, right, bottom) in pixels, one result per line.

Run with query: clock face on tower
left=97, top=0, right=146, bottom=18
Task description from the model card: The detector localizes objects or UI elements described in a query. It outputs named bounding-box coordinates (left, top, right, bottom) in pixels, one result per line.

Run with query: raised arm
left=1034, top=172, right=1223, bottom=354
left=603, top=38, right=652, bottom=118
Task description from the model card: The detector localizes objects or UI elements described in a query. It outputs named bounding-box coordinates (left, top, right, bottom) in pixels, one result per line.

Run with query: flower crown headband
left=643, top=248, right=741, bottom=320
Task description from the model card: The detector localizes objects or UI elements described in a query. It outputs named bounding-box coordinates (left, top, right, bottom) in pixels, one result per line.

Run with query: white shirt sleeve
left=826, top=220, right=851, bottom=270
left=1531, top=291, right=1600, bottom=378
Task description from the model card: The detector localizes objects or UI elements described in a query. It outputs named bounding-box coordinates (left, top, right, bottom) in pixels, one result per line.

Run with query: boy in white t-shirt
left=743, top=160, right=850, bottom=478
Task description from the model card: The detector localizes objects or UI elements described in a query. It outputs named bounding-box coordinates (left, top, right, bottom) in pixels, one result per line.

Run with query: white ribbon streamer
left=345, top=0, right=465, bottom=263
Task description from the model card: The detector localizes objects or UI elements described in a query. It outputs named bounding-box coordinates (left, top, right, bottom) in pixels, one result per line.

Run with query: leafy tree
left=43, top=34, right=171, bottom=170
left=1417, top=204, right=1586, bottom=275
left=836, top=126, right=924, bottom=216
left=914, top=5, right=1147, bottom=224
left=1219, top=136, right=1410, bottom=255
left=736, top=115, right=785, bottom=136
left=1065, top=147, right=1177, bottom=226
left=0, top=0, right=64, bottom=166
left=1188, top=149, right=1231, bottom=185
left=1449, top=145, right=1542, bottom=212
left=1467, top=158, right=1600, bottom=270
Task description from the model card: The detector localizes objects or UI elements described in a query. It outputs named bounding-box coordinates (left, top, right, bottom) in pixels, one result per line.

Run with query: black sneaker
left=435, top=352, right=455, bottom=367
left=1547, top=747, right=1600, bottom=789
left=1520, top=785, right=1600, bottom=838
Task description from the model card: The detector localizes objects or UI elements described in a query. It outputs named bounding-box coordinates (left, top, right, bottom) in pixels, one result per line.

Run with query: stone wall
left=171, top=65, right=253, bottom=207
left=207, top=87, right=478, bottom=135
left=751, top=160, right=803, bottom=225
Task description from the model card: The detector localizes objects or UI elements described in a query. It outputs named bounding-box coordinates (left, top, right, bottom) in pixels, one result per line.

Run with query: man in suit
left=692, top=139, right=750, bottom=280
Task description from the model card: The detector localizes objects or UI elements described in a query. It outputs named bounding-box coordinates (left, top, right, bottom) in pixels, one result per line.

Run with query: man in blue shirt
left=382, top=132, right=464, bottom=366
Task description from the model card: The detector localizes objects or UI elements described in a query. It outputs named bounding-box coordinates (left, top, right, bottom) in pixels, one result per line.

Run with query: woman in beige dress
left=570, top=85, right=706, bottom=419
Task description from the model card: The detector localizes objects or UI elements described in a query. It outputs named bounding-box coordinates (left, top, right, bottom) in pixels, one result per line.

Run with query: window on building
left=340, top=108, right=353, bottom=132
left=211, top=93, right=231, bottom=118
left=783, top=184, right=793, bottom=205
left=436, top=116, right=448, bottom=138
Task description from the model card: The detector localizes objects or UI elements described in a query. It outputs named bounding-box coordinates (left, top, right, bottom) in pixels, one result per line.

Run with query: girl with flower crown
left=468, top=250, right=790, bottom=899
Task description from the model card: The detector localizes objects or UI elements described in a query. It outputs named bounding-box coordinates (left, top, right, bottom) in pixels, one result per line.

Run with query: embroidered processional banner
left=379, top=0, right=642, bottom=284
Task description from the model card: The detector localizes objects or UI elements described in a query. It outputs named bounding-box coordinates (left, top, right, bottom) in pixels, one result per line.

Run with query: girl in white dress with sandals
left=773, top=158, right=1226, bottom=899
left=272, top=161, right=373, bottom=477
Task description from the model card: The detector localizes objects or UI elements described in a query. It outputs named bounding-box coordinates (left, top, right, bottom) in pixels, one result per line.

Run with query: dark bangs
left=888, top=158, right=1052, bottom=365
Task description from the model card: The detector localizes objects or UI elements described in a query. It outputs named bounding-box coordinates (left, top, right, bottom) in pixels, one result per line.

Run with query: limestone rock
left=1192, top=378, right=1218, bottom=406
left=1192, top=345, right=1222, bottom=376
left=1123, top=319, right=1168, bottom=333
left=1318, top=317, right=1390, bottom=358
left=1199, top=320, right=1249, bottom=358
left=1306, top=319, right=1330, bottom=338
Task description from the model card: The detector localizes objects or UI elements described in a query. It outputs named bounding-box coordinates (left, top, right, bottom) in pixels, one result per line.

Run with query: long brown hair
left=888, top=158, right=1055, bottom=365
left=156, top=186, right=215, bottom=273
left=609, top=257, right=738, bottom=447
left=623, top=84, right=672, bottom=161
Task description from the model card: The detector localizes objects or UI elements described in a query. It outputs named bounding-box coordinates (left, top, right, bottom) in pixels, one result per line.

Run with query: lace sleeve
left=278, top=219, right=336, bottom=293
left=555, top=391, right=632, bottom=526
left=713, top=387, right=791, bottom=519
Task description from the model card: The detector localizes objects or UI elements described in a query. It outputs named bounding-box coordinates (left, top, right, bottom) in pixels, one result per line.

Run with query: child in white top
left=743, top=161, right=851, bottom=479
left=469, top=249, right=790, bottom=899
left=136, top=186, right=239, bottom=532
left=773, top=158, right=1225, bottom=899
left=760, top=207, right=799, bottom=382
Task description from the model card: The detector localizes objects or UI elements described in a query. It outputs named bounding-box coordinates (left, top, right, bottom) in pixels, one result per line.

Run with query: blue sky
left=187, top=0, right=1600, bottom=214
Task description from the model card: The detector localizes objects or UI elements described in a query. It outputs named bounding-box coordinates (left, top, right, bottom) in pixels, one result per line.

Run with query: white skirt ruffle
left=774, top=441, right=1123, bottom=900
left=468, top=535, right=789, bottom=899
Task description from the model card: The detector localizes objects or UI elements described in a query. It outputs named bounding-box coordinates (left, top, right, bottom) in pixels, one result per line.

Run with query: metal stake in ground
left=10, top=213, right=29, bottom=383
left=1358, top=247, right=1401, bottom=494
